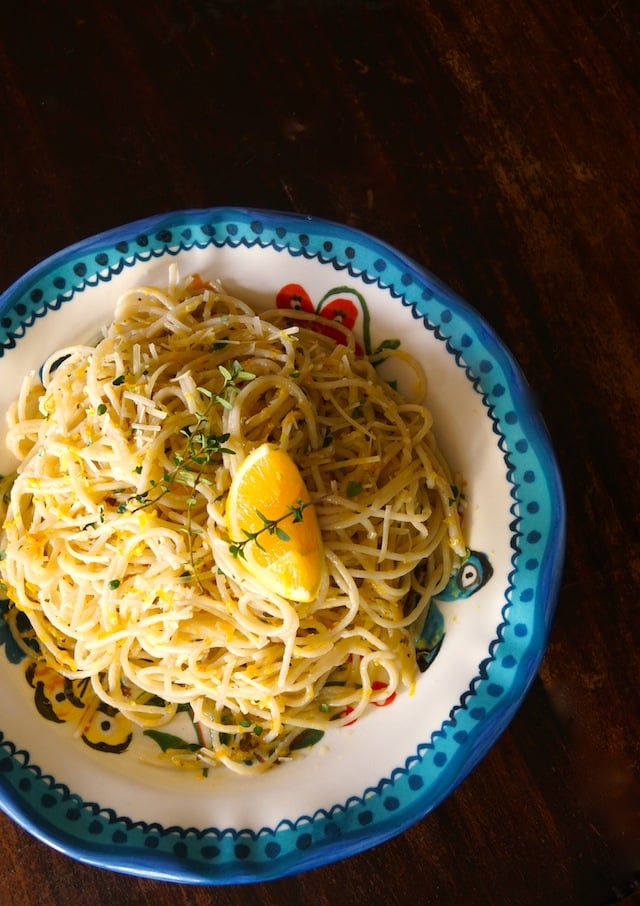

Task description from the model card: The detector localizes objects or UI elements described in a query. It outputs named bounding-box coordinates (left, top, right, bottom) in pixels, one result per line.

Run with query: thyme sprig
left=131, top=419, right=231, bottom=513
left=125, top=361, right=255, bottom=586
left=131, top=361, right=254, bottom=513
left=229, top=499, right=311, bottom=560
left=209, top=360, right=256, bottom=410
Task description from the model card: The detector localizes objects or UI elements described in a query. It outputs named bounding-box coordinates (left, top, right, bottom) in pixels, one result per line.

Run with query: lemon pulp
left=226, top=443, right=323, bottom=602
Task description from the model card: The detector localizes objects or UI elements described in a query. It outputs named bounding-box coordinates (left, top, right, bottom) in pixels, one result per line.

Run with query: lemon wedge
left=226, top=443, right=324, bottom=602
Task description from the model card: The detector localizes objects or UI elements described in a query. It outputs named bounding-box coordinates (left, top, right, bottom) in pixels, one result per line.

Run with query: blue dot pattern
left=0, top=208, right=565, bottom=883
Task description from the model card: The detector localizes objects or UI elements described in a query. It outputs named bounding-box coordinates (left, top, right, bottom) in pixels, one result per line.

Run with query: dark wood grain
left=1, top=2, right=639, bottom=904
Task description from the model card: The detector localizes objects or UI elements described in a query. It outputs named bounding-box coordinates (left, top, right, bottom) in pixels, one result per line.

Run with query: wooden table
left=0, top=2, right=638, bottom=904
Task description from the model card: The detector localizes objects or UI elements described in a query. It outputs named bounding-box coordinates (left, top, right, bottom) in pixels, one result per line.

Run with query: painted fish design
left=416, top=550, right=493, bottom=671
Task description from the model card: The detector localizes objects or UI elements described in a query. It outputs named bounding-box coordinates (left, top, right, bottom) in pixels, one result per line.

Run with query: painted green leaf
left=289, top=728, right=325, bottom=751
left=143, top=729, right=200, bottom=753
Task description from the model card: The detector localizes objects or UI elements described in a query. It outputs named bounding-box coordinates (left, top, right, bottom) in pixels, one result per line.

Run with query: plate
left=0, top=208, right=565, bottom=883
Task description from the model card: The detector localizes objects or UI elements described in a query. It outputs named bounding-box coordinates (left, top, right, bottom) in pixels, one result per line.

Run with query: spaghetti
left=0, top=269, right=465, bottom=774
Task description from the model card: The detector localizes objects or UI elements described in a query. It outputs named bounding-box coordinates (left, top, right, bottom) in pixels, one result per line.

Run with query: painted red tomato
left=276, top=283, right=314, bottom=312
left=318, top=297, right=358, bottom=329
